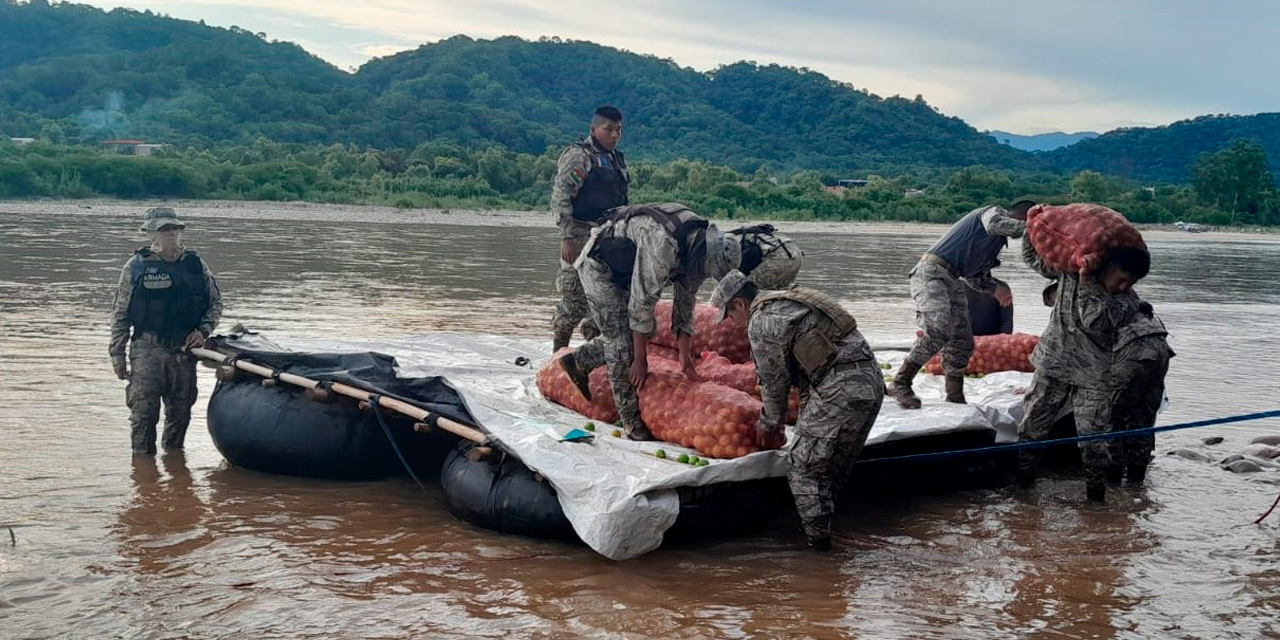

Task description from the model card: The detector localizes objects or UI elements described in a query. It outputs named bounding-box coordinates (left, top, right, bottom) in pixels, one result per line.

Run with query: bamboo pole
left=189, top=347, right=489, bottom=446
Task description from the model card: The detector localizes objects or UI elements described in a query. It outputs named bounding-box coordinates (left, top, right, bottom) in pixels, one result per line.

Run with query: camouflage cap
left=140, top=207, right=186, bottom=232
left=708, top=270, right=751, bottom=323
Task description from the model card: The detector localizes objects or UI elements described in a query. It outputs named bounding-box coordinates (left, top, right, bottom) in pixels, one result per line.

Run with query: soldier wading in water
left=110, top=207, right=222, bottom=455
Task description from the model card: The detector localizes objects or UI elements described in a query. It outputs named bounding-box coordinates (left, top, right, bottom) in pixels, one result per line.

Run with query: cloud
left=77, top=0, right=1280, bottom=133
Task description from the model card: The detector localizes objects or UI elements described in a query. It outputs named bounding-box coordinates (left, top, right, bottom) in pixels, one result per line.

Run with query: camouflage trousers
left=904, top=261, right=973, bottom=375
left=126, top=338, right=199, bottom=455
left=553, top=257, right=600, bottom=350
left=1016, top=371, right=1117, bottom=487
left=747, top=245, right=803, bottom=290
left=1109, top=354, right=1170, bottom=479
left=789, top=363, right=885, bottom=541
left=574, top=260, right=643, bottom=432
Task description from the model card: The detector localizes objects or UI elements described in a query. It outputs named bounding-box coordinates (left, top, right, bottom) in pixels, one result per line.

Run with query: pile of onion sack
left=652, top=301, right=751, bottom=363
left=539, top=349, right=788, bottom=458
left=1026, top=203, right=1146, bottom=273
left=924, top=332, right=1040, bottom=375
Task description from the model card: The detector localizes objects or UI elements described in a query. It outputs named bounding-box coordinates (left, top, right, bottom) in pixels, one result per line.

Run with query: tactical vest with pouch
left=751, top=287, right=858, bottom=379
left=127, top=248, right=210, bottom=344
left=589, top=203, right=708, bottom=289
left=727, top=224, right=794, bottom=275
left=570, top=141, right=629, bottom=223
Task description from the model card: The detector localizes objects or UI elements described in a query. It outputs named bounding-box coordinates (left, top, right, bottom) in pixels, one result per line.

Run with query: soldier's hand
left=993, top=286, right=1013, bottom=307
left=561, top=238, right=585, bottom=264
left=184, top=330, right=206, bottom=350
left=756, top=420, right=781, bottom=448
left=112, top=356, right=129, bottom=380
left=629, top=357, right=648, bottom=390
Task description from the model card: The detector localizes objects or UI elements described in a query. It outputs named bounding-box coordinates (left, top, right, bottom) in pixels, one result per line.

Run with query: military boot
left=624, top=422, right=655, bottom=442
left=1127, top=462, right=1148, bottom=486
left=1086, top=482, right=1106, bottom=503
left=807, top=536, right=833, bottom=553
left=944, top=375, right=967, bottom=404
left=889, top=361, right=923, bottom=409
left=558, top=352, right=592, bottom=401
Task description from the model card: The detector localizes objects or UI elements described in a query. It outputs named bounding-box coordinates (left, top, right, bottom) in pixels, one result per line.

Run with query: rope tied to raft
left=855, top=408, right=1280, bottom=525
left=368, top=394, right=429, bottom=493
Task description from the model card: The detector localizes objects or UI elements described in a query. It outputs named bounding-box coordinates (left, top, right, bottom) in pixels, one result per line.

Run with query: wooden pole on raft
left=188, top=346, right=490, bottom=446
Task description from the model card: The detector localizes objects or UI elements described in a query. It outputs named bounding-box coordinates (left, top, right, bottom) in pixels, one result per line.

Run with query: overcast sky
left=79, top=0, right=1278, bottom=134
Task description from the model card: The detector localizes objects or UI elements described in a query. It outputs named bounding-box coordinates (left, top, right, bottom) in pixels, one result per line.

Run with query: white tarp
left=226, top=332, right=1031, bottom=560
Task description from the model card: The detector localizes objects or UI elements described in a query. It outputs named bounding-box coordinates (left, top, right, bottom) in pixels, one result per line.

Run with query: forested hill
left=354, top=36, right=1027, bottom=170
left=1045, top=114, right=1280, bottom=183
left=0, top=1, right=1024, bottom=172
left=1, top=1, right=1277, bottom=182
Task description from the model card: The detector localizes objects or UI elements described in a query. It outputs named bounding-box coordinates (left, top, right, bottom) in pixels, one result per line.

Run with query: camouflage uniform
left=551, top=138, right=629, bottom=349
left=708, top=225, right=804, bottom=290
left=746, top=291, right=883, bottom=545
left=573, top=211, right=702, bottom=433
left=902, top=206, right=1026, bottom=374
left=1108, top=307, right=1173, bottom=483
left=110, top=246, right=222, bottom=455
left=1016, top=240, right=1132, bottom=495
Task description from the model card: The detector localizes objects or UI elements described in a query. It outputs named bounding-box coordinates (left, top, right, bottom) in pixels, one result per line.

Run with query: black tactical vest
left=127, top=249, right=209, bottom=344
left=925, top=207, right=1009, bottom=278
left=727, top=224, right=792, bottom=275
left=590, top=204, right=708, bottom=289
left=570, top=140, right=629, bottom=223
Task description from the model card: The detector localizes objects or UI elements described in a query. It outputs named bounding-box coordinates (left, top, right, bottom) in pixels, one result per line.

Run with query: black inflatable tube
left=207, top=379, right=457, bottom=480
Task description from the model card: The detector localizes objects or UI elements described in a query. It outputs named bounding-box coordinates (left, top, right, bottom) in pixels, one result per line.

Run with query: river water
left=1, top=208, right=1278, bottom=639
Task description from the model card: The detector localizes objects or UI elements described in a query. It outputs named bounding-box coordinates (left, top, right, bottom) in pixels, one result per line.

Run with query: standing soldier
left=1016, top=241, right=1150, bottom=502
left=557, top=203, right=714, bottom=441
left=1107, top=299, right=1173, bottom=486
left=707, top=223, right=804, bottom=290
left=550, top=105, right=630, bottom=352
left=709, top=271, right=884, bottom=552
left=890, top=200, right=1034, bottom=409
left=110, top=207, right=222, bottom=455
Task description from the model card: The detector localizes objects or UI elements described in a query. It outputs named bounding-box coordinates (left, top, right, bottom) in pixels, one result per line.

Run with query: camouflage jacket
left=550, top=137, right=626, bottom=240
left=577, top=215, right=701, bottom=337
left=748, top=298, right=875, bottom=429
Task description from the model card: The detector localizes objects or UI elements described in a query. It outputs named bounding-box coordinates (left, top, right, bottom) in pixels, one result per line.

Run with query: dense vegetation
left=0, top=0, right=1277, bottom=225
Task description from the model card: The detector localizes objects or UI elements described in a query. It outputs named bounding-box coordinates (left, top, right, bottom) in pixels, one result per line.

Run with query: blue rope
left=858, top=409, right=1280, bottom=465
left=369, top=394, right=429, bottom=492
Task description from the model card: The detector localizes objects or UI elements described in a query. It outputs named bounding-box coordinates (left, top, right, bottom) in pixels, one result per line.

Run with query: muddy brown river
left=1, top=207, right=1278, bottom=639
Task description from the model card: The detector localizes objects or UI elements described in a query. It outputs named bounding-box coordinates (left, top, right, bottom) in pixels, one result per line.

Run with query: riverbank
left=2, top=197, right=1276, bottom=242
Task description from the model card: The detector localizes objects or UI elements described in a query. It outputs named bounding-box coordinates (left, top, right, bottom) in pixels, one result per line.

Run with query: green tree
left=1193, top=139, right=1276, bottom=223
left=1069, top=170, right=1116, bottom=202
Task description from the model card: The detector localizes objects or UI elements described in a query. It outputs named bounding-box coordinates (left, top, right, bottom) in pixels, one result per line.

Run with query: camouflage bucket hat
left=140, top=207, right=186, bottom=232
left=708, top=270, right=750, bottom=323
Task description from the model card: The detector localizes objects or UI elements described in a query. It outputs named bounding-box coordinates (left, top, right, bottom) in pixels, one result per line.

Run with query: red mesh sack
left=538, top=350, right=785, bottom=458
left=693, top=352, right=800, bottom=424
left=924, top=332, right=1039, bottom=375
left=1026, top=203, right=1146, bottom=273
left=652, top=301, right=751, bottom=363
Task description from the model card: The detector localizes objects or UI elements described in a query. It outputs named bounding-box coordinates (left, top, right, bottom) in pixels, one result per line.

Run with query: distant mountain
left=988, top=130, right=1099, bottom=152
left=0, top=1, right=1026, bottom=172
left=1045, top=114, right=1280, bottom=182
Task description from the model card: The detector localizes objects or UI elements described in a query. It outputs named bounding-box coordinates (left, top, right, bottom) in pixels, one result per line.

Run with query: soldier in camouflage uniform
left=710, top=271, right=884, bottom=551
left=1107, top=300, right=1173, bottom=486
left=890, top=201, right=1034, bottom=409
left=706, top=224, right=804, bottom=290
left=558, top=203, right=713, bottom=440
left=1016, top=240, right=1150, bottom=502
left=110, top=208, right=223, bottom=455
left=550, top=106, right=630, bottom=352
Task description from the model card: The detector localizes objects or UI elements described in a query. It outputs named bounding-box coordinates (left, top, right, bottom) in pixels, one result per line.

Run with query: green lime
left=584, top=422, right=596, bottom=432
left=610, top=429, right=622, bottom=437
left=880, top=362, right=892, bottom=370
left=677, top=453, right=690, bottom=464
left=696, top=459, right=710, bottom=467
left=655, top=449, right=667, bottom=459
left=688, top=455, right=701, bottom=465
